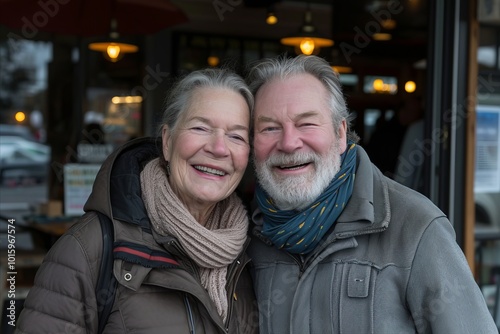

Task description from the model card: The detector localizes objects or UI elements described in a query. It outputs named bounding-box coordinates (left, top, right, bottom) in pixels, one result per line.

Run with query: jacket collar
left=333, top=145, right=390, bottom=238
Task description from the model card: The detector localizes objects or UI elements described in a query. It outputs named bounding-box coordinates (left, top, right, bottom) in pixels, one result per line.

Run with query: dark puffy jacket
left=15, top=137, right=259, bottom=334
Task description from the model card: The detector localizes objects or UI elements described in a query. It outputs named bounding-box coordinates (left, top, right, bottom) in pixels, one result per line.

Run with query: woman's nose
left=206, top=132, right=230, bottom=156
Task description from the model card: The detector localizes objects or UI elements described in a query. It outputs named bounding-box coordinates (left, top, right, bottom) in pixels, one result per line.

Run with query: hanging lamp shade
left=88, top=18, right=138, bottom=62
left=88, top=41, right=139, bottom=62
left=280, top=9, right=333, bottom=55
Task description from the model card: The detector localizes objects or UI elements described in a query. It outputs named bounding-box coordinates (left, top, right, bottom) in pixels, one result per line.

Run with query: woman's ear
left=161, top=125, right=171, bottom=160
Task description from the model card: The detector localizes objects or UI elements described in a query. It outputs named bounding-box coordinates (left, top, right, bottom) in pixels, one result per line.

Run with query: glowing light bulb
left=15, top=111, right=26, bottom=122
left=300, top=38, right=315, bottom=55
left=106, top=44, right=121, bottom=61
left=373, top=79, right=384, bottom=91
left=266, top=13, right=278, bottom=25
left=207, top=56, right=220, bottom=67
left=405, top=81, right=416, bottom=93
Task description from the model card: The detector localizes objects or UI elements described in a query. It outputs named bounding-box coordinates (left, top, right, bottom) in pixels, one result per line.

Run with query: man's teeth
left=194, top=165, right=226, bottom=176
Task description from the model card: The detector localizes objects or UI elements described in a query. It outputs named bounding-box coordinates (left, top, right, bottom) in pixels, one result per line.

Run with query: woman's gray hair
left=160, top=68, right=254, bottom=135
left=247, top=55, right=358, bottom=142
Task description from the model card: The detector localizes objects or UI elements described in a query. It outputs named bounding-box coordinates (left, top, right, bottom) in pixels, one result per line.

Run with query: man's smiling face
left=253, top=73, right=347, bottom=210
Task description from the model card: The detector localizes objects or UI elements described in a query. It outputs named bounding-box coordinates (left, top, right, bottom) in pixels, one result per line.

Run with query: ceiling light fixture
left=380, top=18, right=397, bottom=30
left=88, top=18, right=138, bottom=62
left=330, top=48, right=353, bottom=74
left=280, top=4, right=333, bottom=55
left=111, top=96, right=143, bottom=104
left=405, top=81, right=417, bottom=93
left=373, top=18, right=396, bottom=41
left=266, top=5, right=278, bottom=25
left=331, top=65, right=353, bottom=74
left=372, top=32, right=392, bottom=41
left=207, top=56, right=220, bottom=67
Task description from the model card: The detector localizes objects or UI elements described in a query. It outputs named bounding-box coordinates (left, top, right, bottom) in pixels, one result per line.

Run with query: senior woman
left=15, top=68, right=259, bottom=333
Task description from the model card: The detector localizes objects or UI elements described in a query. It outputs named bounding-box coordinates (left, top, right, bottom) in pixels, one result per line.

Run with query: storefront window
left=475, top=15, right=500, bottom=327
left=0, top=38, right=51, bottom=216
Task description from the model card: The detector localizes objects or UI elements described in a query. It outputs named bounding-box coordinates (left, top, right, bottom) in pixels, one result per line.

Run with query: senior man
left=246, top=55, right=497, bottom=334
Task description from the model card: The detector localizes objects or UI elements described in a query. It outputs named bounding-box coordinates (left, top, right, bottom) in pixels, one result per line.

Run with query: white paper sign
left=475, top=105, right=500, bottom=193
left=64, top=164, right=101, bottom=216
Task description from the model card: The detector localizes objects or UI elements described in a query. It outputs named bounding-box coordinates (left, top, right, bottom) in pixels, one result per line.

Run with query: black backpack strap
left=95, top=212, right=117, bottom=334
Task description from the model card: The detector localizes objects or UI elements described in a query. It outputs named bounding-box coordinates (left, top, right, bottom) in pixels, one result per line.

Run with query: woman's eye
left=229, top=134, right=247, bottom=142
left=192, top=126, right=208, bottom=132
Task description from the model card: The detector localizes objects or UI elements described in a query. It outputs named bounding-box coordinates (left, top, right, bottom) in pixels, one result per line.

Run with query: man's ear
left=338, top=120, right=348, bottom=154
left=161, top=125, right=171, bottom=160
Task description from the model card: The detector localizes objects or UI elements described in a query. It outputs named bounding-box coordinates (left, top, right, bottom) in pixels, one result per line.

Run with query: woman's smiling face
left=162, top=87, right=250, bottom=213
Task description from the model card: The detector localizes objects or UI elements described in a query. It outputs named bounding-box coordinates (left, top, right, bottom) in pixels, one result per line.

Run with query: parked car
left=0, top=124, right=37, bottom=141
left=0, top=135, right=51, bottom=185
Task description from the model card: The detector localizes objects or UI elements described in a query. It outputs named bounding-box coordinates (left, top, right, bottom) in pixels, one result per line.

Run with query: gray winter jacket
left=15, top=138, right=259, bottom=334
left=248, top=146, right=497, bottom=334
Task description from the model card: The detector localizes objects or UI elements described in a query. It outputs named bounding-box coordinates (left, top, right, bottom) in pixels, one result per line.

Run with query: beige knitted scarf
left=140, top=158, right=249, bottom=321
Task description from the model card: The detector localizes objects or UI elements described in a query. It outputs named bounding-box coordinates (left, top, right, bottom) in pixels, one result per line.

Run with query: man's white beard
left=254, top=143, right=343, bottom=211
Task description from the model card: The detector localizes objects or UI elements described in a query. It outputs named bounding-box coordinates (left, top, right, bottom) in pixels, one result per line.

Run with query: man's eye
left=261, top=127, right=279, bottom=132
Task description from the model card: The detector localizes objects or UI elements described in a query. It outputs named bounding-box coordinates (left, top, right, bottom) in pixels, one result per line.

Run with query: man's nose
left=277, top=127, right=303, bottom=153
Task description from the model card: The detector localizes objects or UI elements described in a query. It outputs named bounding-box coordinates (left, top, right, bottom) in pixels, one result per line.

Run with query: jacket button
left=124, top=273, right=132, bottom=281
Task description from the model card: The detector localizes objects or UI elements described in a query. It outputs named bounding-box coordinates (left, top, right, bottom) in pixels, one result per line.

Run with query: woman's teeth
left=194, top=165, right=225, bottom=176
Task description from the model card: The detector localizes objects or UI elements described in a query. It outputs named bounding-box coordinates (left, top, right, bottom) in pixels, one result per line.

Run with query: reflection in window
left=0, top=40, right=51, bottom=135
left=363, top=109, right=382, bottom=144
left=477, top=25, right=499, bottom=70
left=363, top=75, right=398, bottom=95
left=0, top=38, right=51, bottom=203
left=338, top=74, right=358, bottom=94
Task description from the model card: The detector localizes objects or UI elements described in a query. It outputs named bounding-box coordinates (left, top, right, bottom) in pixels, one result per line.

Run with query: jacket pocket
left=347, top=263, right=371, bottom=298
left=339, top=262, right=376, bottom=333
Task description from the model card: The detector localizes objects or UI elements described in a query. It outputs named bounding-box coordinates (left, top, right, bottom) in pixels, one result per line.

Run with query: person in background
left=81, top=110, right=106, bottom=145
left=15, top=68, right=259, bottom=333
left=365, top=96, right=424, bottom=178
left=394, top=107, right=426, bottom=192
left=245, top=55, right=497, bottom=333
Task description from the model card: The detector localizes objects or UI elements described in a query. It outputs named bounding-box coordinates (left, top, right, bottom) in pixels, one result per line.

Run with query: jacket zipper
left=166, top=239, right=243, bottom=334
left=224, top=241, right=252, bottom=333
left=184, top=294, right=196, bottom=334
left=166, top=239, right=201, bottom=279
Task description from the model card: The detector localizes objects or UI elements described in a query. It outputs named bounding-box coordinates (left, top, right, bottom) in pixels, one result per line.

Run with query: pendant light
left=280, top=3, right=333, bottom=55
left=88, top=18, right=138, bottom=62
left=266, top=5, right=278, bottom=25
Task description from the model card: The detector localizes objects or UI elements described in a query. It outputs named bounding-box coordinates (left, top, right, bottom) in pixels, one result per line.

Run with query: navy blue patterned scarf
left=256, top=142, right=357, bottom=254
